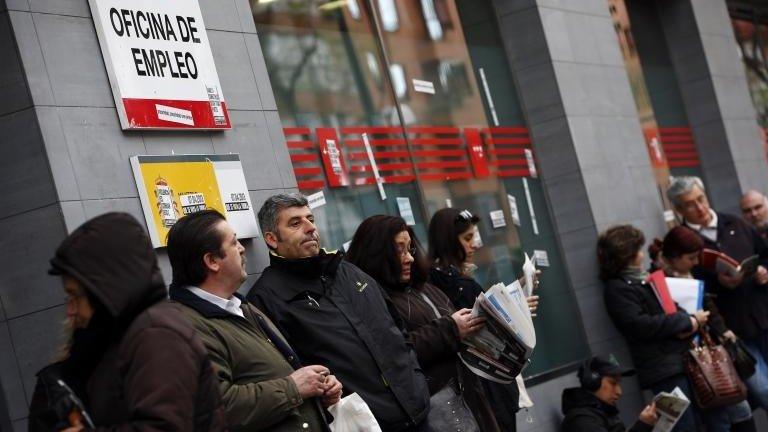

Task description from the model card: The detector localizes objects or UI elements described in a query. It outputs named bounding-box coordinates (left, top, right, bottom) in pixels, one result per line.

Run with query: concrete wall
left=658, top=0, right=768, bottom=214
left=491, top=0, right=668, bottom=430
left=0, top=0, right=295, bottom=429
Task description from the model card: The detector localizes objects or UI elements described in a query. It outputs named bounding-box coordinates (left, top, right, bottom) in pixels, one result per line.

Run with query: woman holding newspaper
left=346, top=215, right=502, bottom=432
left=655, top=226, right=757, bottom=432
left=598, top=225, right=706, bottom=432
left=426, top=208, right=539, bottom=432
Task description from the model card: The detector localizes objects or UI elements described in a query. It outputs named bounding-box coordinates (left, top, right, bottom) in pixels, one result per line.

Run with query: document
left=665, top=278, right=704, bottom=314
left=653, top=387, right=690, bottom=432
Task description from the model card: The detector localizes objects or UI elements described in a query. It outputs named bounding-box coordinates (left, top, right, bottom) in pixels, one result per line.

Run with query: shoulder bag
left=684, top=326, right=747, bottom=410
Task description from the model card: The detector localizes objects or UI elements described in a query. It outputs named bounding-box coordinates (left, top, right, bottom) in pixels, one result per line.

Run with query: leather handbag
left=427, top=377, right=480, bottom=432
left=684, top=326, right=748, bottom=410
left=722, top=338, right=757, bottom=381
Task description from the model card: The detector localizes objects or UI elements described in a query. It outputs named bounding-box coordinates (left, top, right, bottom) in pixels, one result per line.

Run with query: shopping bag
left=328, top=393, right=382, bottom=432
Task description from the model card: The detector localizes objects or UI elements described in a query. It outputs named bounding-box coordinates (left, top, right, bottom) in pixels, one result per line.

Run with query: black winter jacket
left=247, top=250, right=430, bottom=432
left=689, top=212, right=768, bottom=340
left=561, top=388, right=652, bottom=432
left=603, top=277, right=693, bottom=388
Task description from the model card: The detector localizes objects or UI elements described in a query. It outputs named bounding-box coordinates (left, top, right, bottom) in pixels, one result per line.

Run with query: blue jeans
left=701, top=400, right=752, bottom=432
left=743, top=330, right=768, bottom=409
left=649, top=374, right=698, bottom=432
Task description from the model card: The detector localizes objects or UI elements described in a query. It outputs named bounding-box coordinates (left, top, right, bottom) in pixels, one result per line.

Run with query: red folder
left=648, top=270, right=676, bottom=315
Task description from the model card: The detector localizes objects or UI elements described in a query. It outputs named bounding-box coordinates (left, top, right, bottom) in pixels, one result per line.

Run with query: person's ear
left=203, top=252, right=220, bottom=273
left=264, top=231, right=278, bottom=250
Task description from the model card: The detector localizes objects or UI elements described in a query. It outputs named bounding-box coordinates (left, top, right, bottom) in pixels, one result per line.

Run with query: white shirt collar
left=187, top=286, right=244, bottom=318
left=685, top=209, right=718, bottom=241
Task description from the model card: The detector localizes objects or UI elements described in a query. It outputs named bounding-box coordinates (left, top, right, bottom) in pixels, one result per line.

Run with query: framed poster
left=130, top=154, right=259, bottom=247
left=89, top=0, right=231, bottom=129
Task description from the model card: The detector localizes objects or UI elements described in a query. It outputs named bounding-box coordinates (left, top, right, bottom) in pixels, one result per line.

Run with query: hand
left=289, top=365, right=330, bottom=399
left=638, top=402, right=659, bottom=426
left=693, top=310, right=710, bottom=327
left=756, top=266, right=768, bottom=285
left=320, top=375, right=343, bottom=407
left=718, top=271, right=743, bottom=289
left=60, top=415, right=83, bottom=432
left=723, top=330, right=738, bottom=342
left=526, top=295, right=540, bottom=318
left=451, top=308, right=486, bottom=340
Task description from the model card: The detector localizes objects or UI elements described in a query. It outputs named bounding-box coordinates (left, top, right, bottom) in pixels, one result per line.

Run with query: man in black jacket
left=246, top=194, right=431, bottom=432
left=561, top=356, right=657, bottom=432
left=667, top=177, right=768, bottom=409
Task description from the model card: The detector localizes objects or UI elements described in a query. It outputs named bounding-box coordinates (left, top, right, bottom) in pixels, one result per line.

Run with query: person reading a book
left=740, top=190, right=768, bottom=241
left=561, top=355, right=658, bottom=432
left=657, top=226, right=757, bottom=432
left=346, top=215, right=501, bottom=432
left=598, top=225, right=705, bottom=432
left=667, top=177, right=768, bottom=411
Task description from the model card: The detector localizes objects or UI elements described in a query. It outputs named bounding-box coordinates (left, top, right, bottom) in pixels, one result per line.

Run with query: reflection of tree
left=266, top=32, right=320, bottom=121
left=734, top=19, right=768, bottom=125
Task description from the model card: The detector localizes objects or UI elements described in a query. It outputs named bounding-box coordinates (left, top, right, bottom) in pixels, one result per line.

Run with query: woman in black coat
left=346, top=215, right=501, bottom=432
left=598, top=225, right=706, bottom=432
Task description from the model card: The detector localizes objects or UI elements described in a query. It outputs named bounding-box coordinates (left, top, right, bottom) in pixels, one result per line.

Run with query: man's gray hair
left=258, top=193, right=309, bottom=235
left=667, top=176, right=705, bottom=207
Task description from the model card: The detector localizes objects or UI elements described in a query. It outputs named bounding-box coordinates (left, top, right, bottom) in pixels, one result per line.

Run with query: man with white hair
left=667, top=177, right=768, bottom=409
left=740, top=190, right=768, bottom=240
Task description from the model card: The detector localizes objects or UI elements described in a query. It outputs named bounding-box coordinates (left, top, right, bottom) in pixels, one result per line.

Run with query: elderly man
left=167, top=210, right=339, bottom=431
left=740, top=190, right=768, bottom=240
left=247, top=194, right=431, bottom=432
left=667, top=177, right=768, bottom=409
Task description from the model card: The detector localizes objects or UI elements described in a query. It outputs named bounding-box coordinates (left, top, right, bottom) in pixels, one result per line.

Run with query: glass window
left=251, top=0, right=588, bottom=379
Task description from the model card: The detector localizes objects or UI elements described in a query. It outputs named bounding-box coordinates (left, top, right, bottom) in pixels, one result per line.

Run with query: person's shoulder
left=138, top=301, right=198, bottom=338
left=719, top=212, right=749, bottom=229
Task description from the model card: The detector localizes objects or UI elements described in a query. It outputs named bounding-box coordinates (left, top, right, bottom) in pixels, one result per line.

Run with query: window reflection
left=347, top=0, right=361, bottom=19
left=378, top=0, right=399, bottom=32
left=389, top=63, right=407, bottom=99
left=421, top=0, right=444, bottom=40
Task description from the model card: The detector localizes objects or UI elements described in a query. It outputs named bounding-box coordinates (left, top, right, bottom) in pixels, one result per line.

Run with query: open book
left=700, top=248, right=759, bottom=278
left=652, top=387, right=690, bottom=432
left=459, top=280, right=536, bottom=384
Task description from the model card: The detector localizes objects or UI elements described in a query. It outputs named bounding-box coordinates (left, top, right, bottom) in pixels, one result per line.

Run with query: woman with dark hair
left=598, top=225, right=707, bottom=432
left=659, top=226, right=758, bottom=432
left=426, top=207, right=538, bottom=431
left=346, top=215, right=501, bottom=432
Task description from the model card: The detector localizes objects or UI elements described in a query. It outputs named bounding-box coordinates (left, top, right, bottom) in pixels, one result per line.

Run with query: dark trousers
left=648, top=373, right=699, bottom=432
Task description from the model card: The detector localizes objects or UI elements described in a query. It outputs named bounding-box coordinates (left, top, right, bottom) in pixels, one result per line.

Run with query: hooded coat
left=28, top=212, right=225, bottom=431
left=560, top=387, right=652, bottom=432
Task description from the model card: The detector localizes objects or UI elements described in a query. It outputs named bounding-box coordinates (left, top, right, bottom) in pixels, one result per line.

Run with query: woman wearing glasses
left=346, top=215, right=501, bottom=432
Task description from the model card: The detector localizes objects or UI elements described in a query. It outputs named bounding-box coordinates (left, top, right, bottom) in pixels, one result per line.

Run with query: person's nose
left=403, top=253, right=414, bottom=264
left=615, top=385, right=623, bottom=398
left=237, top=240, right=245, bottom=254
left=65, top=300, right=76, bottom=318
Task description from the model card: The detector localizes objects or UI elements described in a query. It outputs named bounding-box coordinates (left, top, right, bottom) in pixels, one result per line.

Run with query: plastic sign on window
left=130, top=154, right=259, bottom=248
left=88, top=0, right=231, bottom=130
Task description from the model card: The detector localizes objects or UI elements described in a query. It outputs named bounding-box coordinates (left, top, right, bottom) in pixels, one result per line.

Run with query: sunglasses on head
left=456, top=210, right=474, bottom=222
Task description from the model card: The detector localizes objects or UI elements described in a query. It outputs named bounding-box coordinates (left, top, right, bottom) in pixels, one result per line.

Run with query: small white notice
left=397, top=197, right=416, bottom=226
left=307, top=191, right=326, bottom=209
left=412, top=79, right=435, bottom=94
left=343, top=240, right=352, bottom=252
left=507, top=194, right=521, bottom=226
left=446, top=198, right=453, bottom=208
left=490, top=210, right=507, bottom=229
left=664, top=210, right=676, bottom=223
left=524, top=149, right=538, bottom=178
left=533, top=250, right=550, bottom=268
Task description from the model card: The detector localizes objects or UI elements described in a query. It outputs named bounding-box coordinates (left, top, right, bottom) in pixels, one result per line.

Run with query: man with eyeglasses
left=740, top=190, right=768, bottom=241
left=667, top=177, right=768, bottom=409
left=246, top=194, right=431, bottom=432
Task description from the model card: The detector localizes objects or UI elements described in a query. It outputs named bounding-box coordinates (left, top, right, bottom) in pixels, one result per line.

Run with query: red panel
left=490, top=148, right=527, bottom=156
left=487, top=127, right=528, bottom=134
left=284, top=127, right=311, bottom=136
left=465, top=128, right=490, bottom=178
left=341, top=126, right=404, bottom=135
left=121, top=98, right=231, bottom=129
left=668, top=160, right=700, bottom=168
left=417, top=161, right=469, bottom=169
left=286, top=140, right=314, bottom=149
left=344, top=138, right=406, bottom=147
left=411, top=138, right=463, bottom=146
left=666, top=151, right=700, bottom=160
left=316, top=128, right=350, bottom=187
left=486, top=137, right=531, bottom=145
left=662, top=143, right=697, bottom=151
left=497, top=159, right=528, bottom=167
left=293, top=167, right=323, bottom=176
left=659, top=135, right=694, bottom=143
left=290, top=154, right=318, bottom=162
left=498, top=168, right=532, bottom=177
left=297, top=180, right=325, bottom=190
left=413, top=150, right=465, bottom=157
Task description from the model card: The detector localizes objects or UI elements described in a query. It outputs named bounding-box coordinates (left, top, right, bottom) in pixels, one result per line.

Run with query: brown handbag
left=683, top=326, right=747, bottom=410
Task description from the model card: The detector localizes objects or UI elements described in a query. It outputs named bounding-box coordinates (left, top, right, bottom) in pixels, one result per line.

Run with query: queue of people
left=25, top=180, right=768, bottom=432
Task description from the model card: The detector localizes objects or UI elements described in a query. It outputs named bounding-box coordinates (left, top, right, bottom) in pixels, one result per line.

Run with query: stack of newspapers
left=459, top=279, right=536, bottom=384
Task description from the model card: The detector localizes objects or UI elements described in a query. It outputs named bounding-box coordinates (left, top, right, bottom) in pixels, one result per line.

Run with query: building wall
left=0, top=1, right=294, bottom=430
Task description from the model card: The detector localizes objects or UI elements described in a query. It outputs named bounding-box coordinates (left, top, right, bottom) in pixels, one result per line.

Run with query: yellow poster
left=132, top=154, right=259, bottom=248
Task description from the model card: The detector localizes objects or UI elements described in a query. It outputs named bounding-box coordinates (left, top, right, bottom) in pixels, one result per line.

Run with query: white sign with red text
left=88, top=0, right=230, bottom=130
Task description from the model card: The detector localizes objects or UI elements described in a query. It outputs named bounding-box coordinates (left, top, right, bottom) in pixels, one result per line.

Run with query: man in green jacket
left=167, top=209, right=341, bottom=431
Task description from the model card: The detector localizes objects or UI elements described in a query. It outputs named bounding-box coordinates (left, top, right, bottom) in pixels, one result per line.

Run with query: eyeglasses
left=396, top=245, right=417, bottom=258
left=64, top=292, right=86, bottom=306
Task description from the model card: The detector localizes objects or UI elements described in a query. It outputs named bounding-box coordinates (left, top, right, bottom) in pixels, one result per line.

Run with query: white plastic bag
left=328, top=393, right=382, bottom=432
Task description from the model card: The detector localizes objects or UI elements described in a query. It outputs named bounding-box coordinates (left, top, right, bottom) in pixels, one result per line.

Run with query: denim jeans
left=701, top=400, right=752, bottom=432
left=649, top=374, right=698, bottom=432
left=743, top=330, right=768, bottom=409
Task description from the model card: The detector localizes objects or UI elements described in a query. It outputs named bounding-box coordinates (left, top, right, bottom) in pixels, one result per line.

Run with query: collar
left=186, top=286, right=244, bottom=318
left=685, top=209, right=718, bottom=231
left=268, top=248, right=344, bottom=279
left=169, top=284, right=246, bottom=319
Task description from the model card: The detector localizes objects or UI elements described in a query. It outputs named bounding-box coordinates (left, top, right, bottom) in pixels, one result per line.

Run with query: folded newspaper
left=652, top=386, right=690, bottom=432
left=458, top=280, right=536, bottom=384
